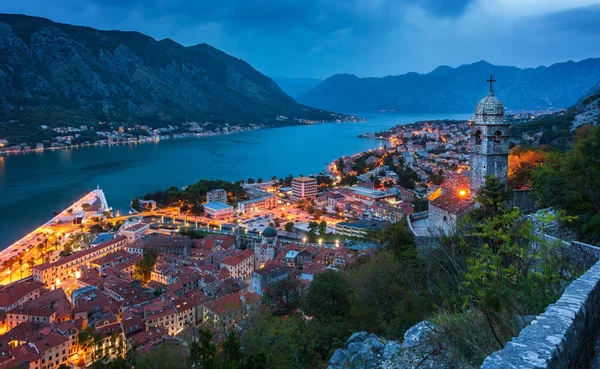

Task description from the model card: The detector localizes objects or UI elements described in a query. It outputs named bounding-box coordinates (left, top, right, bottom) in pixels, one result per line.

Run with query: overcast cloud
left=1, top=0, right=599, bottom=79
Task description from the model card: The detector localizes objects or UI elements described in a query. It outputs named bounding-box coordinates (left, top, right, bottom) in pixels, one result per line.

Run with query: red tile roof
left=0, top=279, right=45, bottom=309
left=220, top=249, right=254, bottom=267
left=430, top=192, right=474, bottom=215
left=203, top=293, right=243, bottom=316
left=441, top=173, right=470, bottom=193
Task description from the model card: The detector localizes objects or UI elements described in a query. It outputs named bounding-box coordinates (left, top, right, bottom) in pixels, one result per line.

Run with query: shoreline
left=0, top=118, right=366, bottom=157
left=1, top=112, right=461, bottom=249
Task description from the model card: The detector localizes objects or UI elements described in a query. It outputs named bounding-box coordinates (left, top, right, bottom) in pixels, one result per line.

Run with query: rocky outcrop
left=328, top=322, right=474, bottom=369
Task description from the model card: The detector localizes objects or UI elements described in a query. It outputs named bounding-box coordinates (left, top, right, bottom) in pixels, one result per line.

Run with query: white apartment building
left=291, top=177, right=317, bottom=201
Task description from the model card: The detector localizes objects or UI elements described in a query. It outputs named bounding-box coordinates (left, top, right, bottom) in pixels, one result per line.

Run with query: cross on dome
left=487, top=74, right=496, bottom=92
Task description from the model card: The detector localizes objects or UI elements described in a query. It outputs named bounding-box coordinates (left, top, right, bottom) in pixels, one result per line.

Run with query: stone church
left=427, top=76, right=510, bottom=234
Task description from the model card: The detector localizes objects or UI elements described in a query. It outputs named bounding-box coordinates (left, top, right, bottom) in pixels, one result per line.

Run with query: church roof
left=475, top=91, right=504, bottom=116
left=430, top=193, right=474, bottom=215
left=262, top=227, right=278, bottom=238
left=430, top=174, right=473, bottom=215
left=441, top=174, right=470, bottom=194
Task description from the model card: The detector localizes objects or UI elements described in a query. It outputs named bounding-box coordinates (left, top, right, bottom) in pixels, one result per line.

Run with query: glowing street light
left=458, top=189, right=467, bottom=197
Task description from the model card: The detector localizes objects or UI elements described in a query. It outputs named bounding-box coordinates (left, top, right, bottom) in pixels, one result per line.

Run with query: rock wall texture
left=481, top=258, right=600, bottom=369
left=328, top=322, right=474, bottom=369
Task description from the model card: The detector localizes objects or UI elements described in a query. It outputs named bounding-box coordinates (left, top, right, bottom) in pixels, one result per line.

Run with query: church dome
left=262, top=227, right=278, bottom=238
left=475, top=92, right=504, bottom=116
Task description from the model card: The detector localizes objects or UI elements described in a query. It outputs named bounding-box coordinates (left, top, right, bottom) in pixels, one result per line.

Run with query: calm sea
left=0, top=112, right=469, bottom=248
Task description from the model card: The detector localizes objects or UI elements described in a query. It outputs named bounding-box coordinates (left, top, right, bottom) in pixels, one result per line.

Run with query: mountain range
left=297, top=59, right=600, bottom=114
left=271, top=77, right=322, bottom=98
left=0, top=13, right=338, bottom=138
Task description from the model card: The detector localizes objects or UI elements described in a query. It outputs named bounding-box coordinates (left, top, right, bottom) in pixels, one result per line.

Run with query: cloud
left=534, top=4, right=600, bottom=35
left=1, top=0, right=600, bottom=78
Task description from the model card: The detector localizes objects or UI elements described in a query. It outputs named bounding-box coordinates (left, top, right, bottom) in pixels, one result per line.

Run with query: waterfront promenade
left=0, top=188, right=110, bottom=285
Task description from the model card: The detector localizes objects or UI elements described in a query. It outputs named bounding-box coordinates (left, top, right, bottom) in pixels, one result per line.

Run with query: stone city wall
left=481, top=238, right=600, bottom=369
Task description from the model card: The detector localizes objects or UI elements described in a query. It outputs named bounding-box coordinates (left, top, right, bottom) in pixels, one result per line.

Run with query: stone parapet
left=481, top=256, right=600, bottom=368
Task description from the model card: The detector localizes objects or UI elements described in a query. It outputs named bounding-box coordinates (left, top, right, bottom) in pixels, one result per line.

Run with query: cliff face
left=0, top=14, right=335, bottom=129
left=298, top=60, right=600, bottom=113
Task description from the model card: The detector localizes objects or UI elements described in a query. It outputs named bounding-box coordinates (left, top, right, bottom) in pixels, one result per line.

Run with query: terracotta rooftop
left=0, top=279, right=46, bottom=309
left=203, top=293, right=243, bottom=317
left=430, top=192, right=474, bottom=215
left=220, top=249, right=254, bottom=267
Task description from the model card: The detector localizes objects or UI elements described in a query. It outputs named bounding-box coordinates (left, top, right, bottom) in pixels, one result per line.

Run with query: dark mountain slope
left=0, top=13, right=336, bottom=135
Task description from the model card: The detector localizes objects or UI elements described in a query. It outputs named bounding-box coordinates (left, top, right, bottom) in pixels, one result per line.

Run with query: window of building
left=475, top=130, right=482, bottom=145
left=494, top=130, right=502, bottom=143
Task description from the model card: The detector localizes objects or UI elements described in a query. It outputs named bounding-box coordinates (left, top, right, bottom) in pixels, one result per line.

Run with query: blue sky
left=2, top=0, right=600, bottom=79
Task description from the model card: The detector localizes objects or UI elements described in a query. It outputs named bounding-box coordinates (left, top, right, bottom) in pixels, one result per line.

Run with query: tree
left=339, top=175, right=358, bottom=187
left=533, top=126, right=600, bottom=243
left=304, top=271, right=349, bottom=319
left=263, top=279, right=302, bottom=316
left=306, top=229, right=317, bottom=243
left=284, top=222, right=295, bottom=232
left=397, top=167, right=419, bottom=189
left=247, top=178, right=255, bottom=184
left=412, top=197, right=428, bottom=212
left=220, top=330, right=243, bottom=367
left=318, top=220, right=327, bottom=237
left=60, top=243, right=73, bottom=257
left=27, top=259, right=35, bottom=273
left=135, top=344, right=187, bottom=369
left=508, top=145, right=547, bottom=189
left=17, top=257, right=23, bottom=279
left=367, top=221, right=415, bottom=261
left=191, top=204, right=204, bottom=216
left=257, top=178, right=263, bottom=183
left=474, top=175, right=512, bottom=219
left=134, top=250, right=158, bottom=284
left=430, top=174, right=444, bottom=186
left=189, top=328, right=216, bottom=369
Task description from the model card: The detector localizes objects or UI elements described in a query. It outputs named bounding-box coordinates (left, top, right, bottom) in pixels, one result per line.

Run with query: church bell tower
left=469, top=75, right=510, bottom=193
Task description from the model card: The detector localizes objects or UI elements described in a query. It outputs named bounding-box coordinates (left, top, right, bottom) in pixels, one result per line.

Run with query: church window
left=475, top=130, right=482, bottom=145
left=494, top=130, right=502, bottom=143
left=443, top=216, right=447, bottom=221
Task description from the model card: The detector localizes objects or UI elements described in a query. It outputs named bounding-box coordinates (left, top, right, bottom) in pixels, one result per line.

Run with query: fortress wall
left=481, top=239, right=600, bottom=369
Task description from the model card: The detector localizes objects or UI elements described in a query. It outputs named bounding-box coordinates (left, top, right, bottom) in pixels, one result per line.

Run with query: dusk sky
left=2, top=0, right=600, bottom=79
